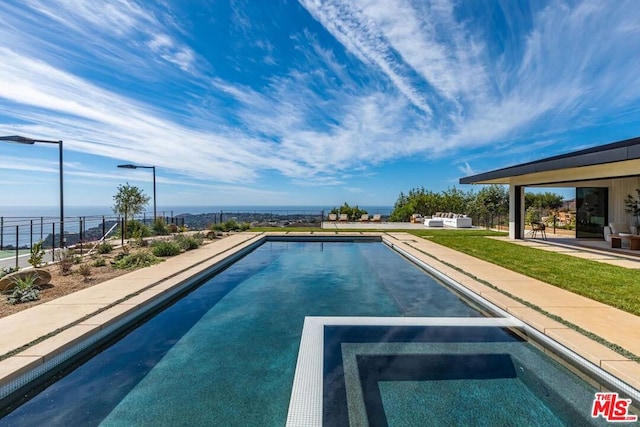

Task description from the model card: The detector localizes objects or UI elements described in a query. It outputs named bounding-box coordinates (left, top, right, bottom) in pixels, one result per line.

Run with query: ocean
left=0, top=205, right=393, bottom=218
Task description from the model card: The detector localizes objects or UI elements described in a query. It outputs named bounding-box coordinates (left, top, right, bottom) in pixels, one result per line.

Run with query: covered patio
left=460, top=136, right=640, bottom=241
left=510, top=232, right=640, bottom=267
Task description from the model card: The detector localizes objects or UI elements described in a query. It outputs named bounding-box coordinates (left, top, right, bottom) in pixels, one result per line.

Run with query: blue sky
left=1, top=0, right=639, bottom=210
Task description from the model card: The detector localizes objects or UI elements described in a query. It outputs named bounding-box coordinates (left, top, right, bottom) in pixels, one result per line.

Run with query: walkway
left=0, top=231, right=638, bottom=398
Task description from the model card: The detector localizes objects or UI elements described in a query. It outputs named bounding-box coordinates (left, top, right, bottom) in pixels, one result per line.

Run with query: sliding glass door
left=576, top=187, right=608, bottom=238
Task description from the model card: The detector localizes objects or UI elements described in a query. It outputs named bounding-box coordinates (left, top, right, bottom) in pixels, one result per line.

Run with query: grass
left=409, top=230, right=640, bottom=316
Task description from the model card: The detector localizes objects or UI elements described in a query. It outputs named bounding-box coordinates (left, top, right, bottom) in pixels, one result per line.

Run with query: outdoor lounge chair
left=360, top=214, right=369, bottom=222
left=328, top=213, right=337, bottom=222
left=410, top=214, right=424, bottom=223
left=339, top=214, right=348, bottom=222
left=371, top=214, right=381, bottom=222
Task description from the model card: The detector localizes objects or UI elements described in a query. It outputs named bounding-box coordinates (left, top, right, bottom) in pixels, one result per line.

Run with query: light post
left=117, top=164, right=156, bottom=221
left=0, top=135, right=65, bottom=248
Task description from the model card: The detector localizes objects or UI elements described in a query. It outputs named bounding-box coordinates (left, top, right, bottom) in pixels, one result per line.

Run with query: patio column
left=509, top=185, right=525, bottom=239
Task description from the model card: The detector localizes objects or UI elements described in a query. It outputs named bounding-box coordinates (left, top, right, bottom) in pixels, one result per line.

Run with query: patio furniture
left=371, top=214, right=381, bottom=222
left=610, top=234, right=640, bottom=250
left=360, top=214, right=369, bottom=222
left=410, top=214, right=423, bottom=223
left=338, top=214, right=348, bottom=222
left=432, top=212, right=472, bottom=228
left=328, top=213, right=337, bottom=222
left=530, top=222, right=547, bottom=240
left=424, top=218, right=443, bottom=227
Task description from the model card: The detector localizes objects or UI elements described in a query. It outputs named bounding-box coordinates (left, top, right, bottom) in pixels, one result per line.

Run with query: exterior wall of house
left=507, top=176, right=640, bottom=239
left=573, top=176, right=640, bottom=224
left=609, top=176, right=640, bottom=225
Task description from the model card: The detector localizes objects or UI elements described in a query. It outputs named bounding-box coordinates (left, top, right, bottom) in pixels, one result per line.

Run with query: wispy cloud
left=457, top=162, right=475, bottom=177
left=1, top=0, right=640, bottom=196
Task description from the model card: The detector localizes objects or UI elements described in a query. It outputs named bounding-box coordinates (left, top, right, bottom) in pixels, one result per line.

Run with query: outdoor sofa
left=432, top=212, right=472, bottom=228
left=604, top=222, right=638, bottom=242
left=424, top=218, right=443, bottom=227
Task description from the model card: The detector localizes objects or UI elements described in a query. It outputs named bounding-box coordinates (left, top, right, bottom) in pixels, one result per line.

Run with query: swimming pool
left=0, top=238, right=636, bottom=425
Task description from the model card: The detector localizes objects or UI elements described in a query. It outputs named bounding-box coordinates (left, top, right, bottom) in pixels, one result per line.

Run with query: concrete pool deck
left=0, top=231, right=639, bottom=395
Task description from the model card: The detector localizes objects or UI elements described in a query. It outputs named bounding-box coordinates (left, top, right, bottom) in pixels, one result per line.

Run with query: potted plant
left=623, top=188, right=640, bottom=228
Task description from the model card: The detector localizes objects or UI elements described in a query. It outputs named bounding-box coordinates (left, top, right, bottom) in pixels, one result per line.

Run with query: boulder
left=0, top=269, right=52, bottom=292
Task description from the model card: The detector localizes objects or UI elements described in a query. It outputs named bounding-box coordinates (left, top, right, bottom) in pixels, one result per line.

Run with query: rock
left=0, top=269, right=52, bottom=292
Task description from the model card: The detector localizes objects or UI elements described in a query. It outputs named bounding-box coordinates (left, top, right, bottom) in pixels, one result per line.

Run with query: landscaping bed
left=0, top=232, right=221, bottom=319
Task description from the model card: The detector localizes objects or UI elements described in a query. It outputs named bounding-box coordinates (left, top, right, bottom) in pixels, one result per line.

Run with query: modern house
left=460, top=136, right=640, bottom=239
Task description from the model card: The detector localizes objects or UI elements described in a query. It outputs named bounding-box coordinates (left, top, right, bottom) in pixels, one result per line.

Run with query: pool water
left=322, top=325, right=607, bottom=426
left=0, top=241, right=484, bottom=425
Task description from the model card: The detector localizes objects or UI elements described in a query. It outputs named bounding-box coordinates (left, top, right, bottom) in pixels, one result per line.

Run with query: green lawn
left=409, top=230, right=640, bottom=317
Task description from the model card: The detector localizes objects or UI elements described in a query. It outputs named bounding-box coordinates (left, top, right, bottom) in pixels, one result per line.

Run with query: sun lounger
left=360, top=214, right=369, bottom=222
left=338, top=214, right=348, bottom=222
left=371, top=214, right=381, bottom=222
left=328, top=213, right=337, bottom=222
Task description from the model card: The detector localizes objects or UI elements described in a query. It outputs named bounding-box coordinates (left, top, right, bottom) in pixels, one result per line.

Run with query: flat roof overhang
left=460, top=136, right=640, bottom=187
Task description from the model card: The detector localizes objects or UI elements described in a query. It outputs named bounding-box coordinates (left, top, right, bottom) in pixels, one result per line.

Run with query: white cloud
left=457, top=162, right=475, bottom=176
left=298, top=0, right=433, bottom=115
left=2, top=0, right=640, bottom=195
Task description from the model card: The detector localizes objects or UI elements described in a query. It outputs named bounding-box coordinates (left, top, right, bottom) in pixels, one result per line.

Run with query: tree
left=525, top=192, right=563, bottom=211
left=113, top=183, right=150, bottom=223
left=475, top=185, right=509, bottom=228
left=389, top=186, right=475, bottom=222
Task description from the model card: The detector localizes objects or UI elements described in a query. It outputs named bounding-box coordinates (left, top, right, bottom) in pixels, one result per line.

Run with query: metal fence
left=216, top=209, right=324, bottom=227
left=0, top=209, right=326, bottom=270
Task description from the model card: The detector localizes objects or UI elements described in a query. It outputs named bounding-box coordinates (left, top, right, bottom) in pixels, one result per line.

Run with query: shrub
left=126, top=220, right=151, bottom=239
left=0, top=266, right=20, bottom=279
left=205, top=231, right=220, bottom=240
left=28, top=240, right=46, bottom=268
left=56, top=248, right=75, bottom=275
left=76, top=263, right=92, bottom=281
left=6, top=273, right=41, bottom=305
left=92, top=256, right=107, bottom=267
left=211, top=220, right=241, bottom=232
left=113, top=250, right=161, bottom=269
left=97, top=241, right=113, bottom=254
left=173, top=234, right=203, bottom=251
left=151, top=240, right=182, bottom=257
left=224, top=220, right=241, bottom=232
left=131, top=229, right=148, bottom=248
left=153, top=217, right=168, bottom=235
left=167, top=223, right=178, bottom=233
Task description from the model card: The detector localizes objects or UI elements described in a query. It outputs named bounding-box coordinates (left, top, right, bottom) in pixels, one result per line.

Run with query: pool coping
left=0, top=232, right=639, bottom=402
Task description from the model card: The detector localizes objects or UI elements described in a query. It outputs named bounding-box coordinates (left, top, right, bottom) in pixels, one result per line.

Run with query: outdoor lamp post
left=117, top=164, right=157, bottom=221
left=0, top=135, right=65, bottom=248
